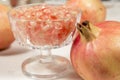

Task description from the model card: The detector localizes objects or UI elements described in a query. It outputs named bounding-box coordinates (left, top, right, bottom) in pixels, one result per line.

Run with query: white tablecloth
left=0, top=1, right=120, bottom=80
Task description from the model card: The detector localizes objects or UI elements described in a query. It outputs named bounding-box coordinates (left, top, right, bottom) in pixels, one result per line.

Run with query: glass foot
left=22, top=55, right=70, bottom=80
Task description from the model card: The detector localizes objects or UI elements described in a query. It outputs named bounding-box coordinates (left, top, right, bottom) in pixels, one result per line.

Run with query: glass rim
left=8, top=3, right=81, bottom=22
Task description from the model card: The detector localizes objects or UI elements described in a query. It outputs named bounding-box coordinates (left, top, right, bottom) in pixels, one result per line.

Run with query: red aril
left=71, top=21, right=120, bottom=80
left=12, top=5, right=78, bottom=46
left=0, top=4, right=14, bottom=50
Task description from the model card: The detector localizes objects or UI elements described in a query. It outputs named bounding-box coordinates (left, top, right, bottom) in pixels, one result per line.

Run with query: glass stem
left=40, top=48, right=53, bottom=63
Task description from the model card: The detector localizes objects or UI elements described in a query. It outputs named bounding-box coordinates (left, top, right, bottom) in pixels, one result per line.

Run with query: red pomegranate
left=71, top=21, right=120, bottom=80
left=0, top=4, right=14, bottom=50
left=66, top=0, right=106, bottom=24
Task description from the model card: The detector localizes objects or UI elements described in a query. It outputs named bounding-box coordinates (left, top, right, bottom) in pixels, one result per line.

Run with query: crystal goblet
left=8, top=3, right=81, bottom=80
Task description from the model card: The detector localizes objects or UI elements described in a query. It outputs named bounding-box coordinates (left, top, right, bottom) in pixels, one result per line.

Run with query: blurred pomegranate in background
left=0, top=4, right=14, bottom=50
left=71, top=21, right=120, bottom=80
left=66, top=0, right=106, bottom=24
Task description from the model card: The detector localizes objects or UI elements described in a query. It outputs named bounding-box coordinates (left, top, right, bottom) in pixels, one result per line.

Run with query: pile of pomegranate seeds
left=12, top=4, right=78, bottom=46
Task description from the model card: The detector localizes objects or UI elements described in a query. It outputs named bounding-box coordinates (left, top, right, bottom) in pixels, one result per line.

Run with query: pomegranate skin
left=0, top=4, right=14, bottom=50
left=70, top=21, right=120, bottom=80
left=66, top=0, right=106, bottom=24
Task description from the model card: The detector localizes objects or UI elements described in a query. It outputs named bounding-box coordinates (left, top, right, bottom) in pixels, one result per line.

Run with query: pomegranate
left=0, top=4, right=14, bottom=50
left=66, top=0, right=106, bottom=24
left=71, top=21, right=120, bottom=80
